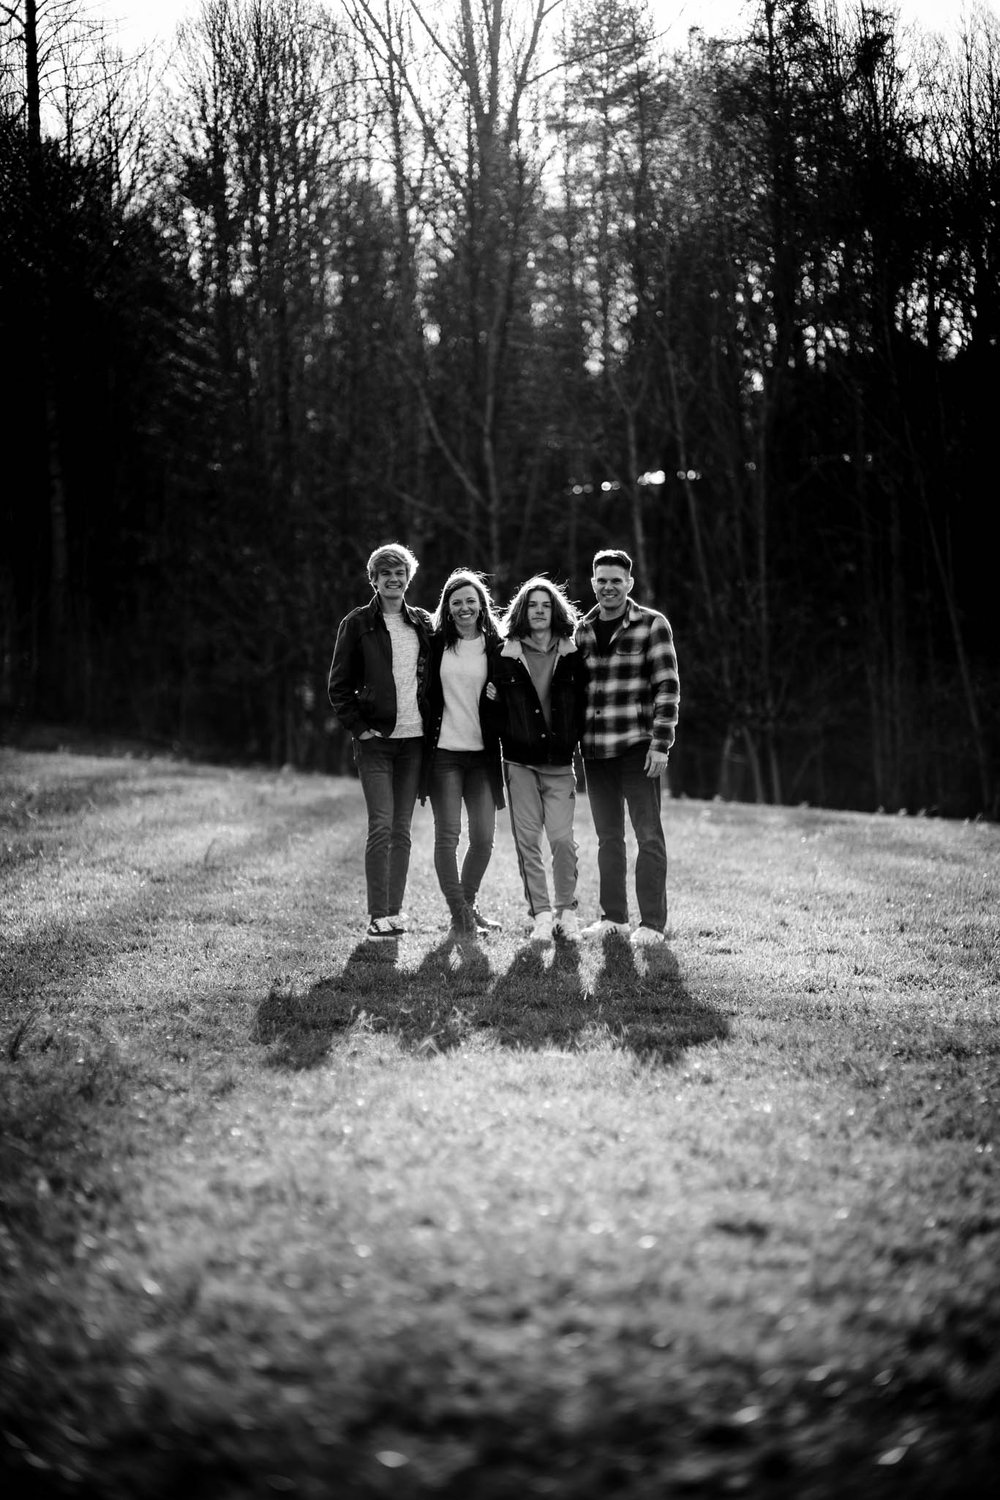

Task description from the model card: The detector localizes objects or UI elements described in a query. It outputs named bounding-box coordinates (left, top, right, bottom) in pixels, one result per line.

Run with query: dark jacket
left=327, top=596, right=434, bottom=738
left=421, top=633, right=505, bottom=808
left=488, top=636, right=588, bottom=767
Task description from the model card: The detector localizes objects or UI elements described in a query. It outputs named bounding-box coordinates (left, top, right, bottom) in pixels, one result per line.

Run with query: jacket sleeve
left=327, top=614, right=366, bottom=735
left=572, top=651, right=590, bottom=744
left=481, top=641, right=506, bottom=810
left=482, top=657, right=509, bottom=738
left=648, top=615, right=680, bottom=755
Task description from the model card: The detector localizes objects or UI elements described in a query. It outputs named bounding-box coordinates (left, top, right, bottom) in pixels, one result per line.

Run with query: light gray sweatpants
left=503, top=761, right=579, bottom=917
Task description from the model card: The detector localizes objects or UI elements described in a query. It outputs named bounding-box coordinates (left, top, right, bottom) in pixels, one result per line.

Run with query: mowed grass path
left=1, top=747, right=998, bottom=1500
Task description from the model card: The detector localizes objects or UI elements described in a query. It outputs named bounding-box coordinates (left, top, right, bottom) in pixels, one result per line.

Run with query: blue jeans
left=584, top=742, right=668, bottom=931
left=429, top=750, right=496, bottom=918
left=354, top=735, right=423, bottom=918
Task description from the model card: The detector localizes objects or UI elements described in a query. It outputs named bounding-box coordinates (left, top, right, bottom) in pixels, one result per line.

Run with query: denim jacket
left=487, top=637, right=588, bottom=768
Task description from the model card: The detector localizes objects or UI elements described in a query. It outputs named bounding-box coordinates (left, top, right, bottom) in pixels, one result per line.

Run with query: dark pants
left=584, top=742, right=668, bottom=931
left=429, top=749, right=496, bottom=919
left=354, top=735, right=423, bottom=919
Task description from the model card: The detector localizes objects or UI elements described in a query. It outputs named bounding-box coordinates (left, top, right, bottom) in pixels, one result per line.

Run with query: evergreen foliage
left=1, top=0, right=997, bottom=814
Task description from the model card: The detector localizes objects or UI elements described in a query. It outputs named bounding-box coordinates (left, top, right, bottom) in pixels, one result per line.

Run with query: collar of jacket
left=501, top=637, right=577, bottom=660
left=582, top=599, right=641, bottom=630
left=363, top=595, right=422, bottom=630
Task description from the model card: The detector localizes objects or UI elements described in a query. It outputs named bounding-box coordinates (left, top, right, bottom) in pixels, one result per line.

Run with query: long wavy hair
left=503, top=575, right=580, bottom=641
left=433, top=569, right=503, bottom=650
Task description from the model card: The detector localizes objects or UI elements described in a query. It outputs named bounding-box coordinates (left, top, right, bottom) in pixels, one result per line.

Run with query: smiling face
left=373, top=560, right=409, bottom=607
left=591, top=563, right=633, bottom=618
left=526, top=589, right=553, bottom=634
left=448, top=585, right=482, bottom=636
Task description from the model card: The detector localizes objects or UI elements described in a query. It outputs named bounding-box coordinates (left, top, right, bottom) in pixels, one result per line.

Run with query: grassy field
left=0, top=745, right=998, bottom=1500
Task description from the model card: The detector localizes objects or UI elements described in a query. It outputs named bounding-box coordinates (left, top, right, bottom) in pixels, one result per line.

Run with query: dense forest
left=2, top=0, right=997, bottom=815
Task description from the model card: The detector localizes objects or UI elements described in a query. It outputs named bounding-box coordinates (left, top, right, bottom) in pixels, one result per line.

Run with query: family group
left=327, top=543, right=680, bottom=949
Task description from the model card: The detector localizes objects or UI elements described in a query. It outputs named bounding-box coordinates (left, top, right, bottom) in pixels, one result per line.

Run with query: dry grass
left=1, top=745, right=998, bottom=1500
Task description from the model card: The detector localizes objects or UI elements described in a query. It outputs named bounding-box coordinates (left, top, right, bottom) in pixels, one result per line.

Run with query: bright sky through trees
left=91, top=0, right=989, bottom=53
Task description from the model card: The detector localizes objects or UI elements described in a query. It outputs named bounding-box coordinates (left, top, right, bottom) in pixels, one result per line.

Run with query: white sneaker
left=531, top=910, right=553, bottom=943
left=580, top=918, right=630, bottom=940
left=366, top=916, right=397, bottom=938
left=630, top=925, right=666, bottom=948
left=554, top=909, right=579, bottom=940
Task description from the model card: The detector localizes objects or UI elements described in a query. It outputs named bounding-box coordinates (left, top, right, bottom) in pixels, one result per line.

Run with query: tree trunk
left=25, top=0, right=70, bottom=713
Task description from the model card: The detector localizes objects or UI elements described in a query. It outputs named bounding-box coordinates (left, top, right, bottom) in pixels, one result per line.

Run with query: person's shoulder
left=631, top=600, right=670, bottom=629
left=339, top=599, right=373, bottom=629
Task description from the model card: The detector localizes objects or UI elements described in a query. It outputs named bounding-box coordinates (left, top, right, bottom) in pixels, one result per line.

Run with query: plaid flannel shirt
left=577, top=599, right=679, bottom=760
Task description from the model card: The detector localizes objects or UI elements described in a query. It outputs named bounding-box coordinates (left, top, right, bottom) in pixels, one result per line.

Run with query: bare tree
left=346, top=0, right=559, bottom=582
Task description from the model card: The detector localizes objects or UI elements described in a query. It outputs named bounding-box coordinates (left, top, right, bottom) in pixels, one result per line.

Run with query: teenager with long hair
left=489, top=576, right=588, bottom=942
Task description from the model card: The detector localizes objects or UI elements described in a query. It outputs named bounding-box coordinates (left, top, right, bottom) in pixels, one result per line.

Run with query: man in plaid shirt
left=576, top=549, right=679, bottom=948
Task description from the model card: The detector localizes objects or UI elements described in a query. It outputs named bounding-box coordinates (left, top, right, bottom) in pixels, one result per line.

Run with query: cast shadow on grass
left=253, top=931, right=727, bottom=1070
left=486, top=932, right=727, bottom=1064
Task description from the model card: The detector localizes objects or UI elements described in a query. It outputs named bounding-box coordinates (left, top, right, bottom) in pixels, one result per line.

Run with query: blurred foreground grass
left=1, top=746, right=998, bottom=1499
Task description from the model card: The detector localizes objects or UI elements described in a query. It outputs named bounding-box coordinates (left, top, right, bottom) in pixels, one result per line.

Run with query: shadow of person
left=394, top=933, right=493, bottom=1051
left=589, top=931, right=729, bottom=1064
left=252, top=937, right=403, bottom=1069
left=252, top=933, right=495, bottom=1068
left=252, top=928, right=728, bottom=1072
left=479, top=936, right=588, bottom=1050
left=478, top=930, right=728, bottom=1064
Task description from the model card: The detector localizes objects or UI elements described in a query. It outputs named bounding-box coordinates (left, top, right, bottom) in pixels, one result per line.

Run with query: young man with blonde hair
left=328, top=543, right=433, bottom=938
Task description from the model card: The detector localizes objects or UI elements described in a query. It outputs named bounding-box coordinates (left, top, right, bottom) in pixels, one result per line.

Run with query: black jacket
left=327, top=596, right=434, bottom=738
left=420, top=633, right=505, bottom=808
left=488, top=637, right=588, bottom=767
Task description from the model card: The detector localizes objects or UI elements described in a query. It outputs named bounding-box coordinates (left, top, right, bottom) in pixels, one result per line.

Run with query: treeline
left=2, top=0, right=997, bottom=815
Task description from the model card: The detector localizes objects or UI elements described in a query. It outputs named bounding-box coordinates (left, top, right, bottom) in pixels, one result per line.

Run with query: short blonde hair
left=367, top=542, right=419, bottom=585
